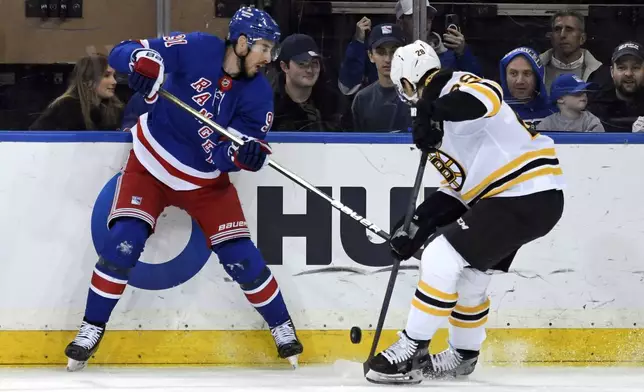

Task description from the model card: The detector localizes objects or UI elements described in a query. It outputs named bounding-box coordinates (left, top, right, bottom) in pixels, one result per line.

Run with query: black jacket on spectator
left=587, top=88, right=644, bottom=132
left=29, top=96, right=123, bottom=131
left=272, top=73, right=349, bottom=132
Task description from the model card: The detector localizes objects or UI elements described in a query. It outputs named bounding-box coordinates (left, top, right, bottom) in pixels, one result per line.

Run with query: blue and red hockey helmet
left=228, top=7, right=281, bottom=58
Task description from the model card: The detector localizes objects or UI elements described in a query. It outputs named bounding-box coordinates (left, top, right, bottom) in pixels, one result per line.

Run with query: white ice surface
left=0, top=365, right=643, bottom=392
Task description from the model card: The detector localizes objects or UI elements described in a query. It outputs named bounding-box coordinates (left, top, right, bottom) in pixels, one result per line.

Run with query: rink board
left=0, top=131, right=643, bottom=365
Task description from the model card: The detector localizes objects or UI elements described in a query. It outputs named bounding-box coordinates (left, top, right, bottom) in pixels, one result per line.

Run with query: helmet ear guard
left=398, top=78, right=418, bottom=105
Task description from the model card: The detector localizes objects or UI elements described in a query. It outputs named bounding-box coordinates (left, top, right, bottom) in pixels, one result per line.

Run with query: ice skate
left=270, top=319, right=303, bottom=368
left=423, top=344, right=479, bottom=379
left=64, top=320, right=106, bottom=372
left=365, top=330, right=429, bottom=385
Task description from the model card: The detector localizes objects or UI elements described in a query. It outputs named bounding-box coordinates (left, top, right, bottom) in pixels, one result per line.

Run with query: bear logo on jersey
left=428, top=150, right=465, bottom=192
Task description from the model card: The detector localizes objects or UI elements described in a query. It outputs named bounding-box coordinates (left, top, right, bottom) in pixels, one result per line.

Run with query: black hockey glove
left=389, top=213, right=436, bottom=261
left=412, top=95, right=444, bottom=152
left=389, top=191, right=468, bottom=261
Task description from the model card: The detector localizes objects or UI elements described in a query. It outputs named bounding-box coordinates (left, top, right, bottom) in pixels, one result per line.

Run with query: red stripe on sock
left=244, top=277, right=279, bottom=306
left=91, top=272, right=127, bottom=296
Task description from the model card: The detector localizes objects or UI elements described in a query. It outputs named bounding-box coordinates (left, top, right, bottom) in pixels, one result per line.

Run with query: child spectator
left=537, top=73, right=604, bottom=132
left=30, top=54, right=123, bottom=131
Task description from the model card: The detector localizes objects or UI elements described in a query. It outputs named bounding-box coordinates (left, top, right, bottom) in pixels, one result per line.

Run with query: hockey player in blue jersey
left=64, top=7, right=304, bottom=371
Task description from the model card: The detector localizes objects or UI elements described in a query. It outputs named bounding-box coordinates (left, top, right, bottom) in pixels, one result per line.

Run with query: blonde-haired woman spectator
left=30, top=54, right=124, bottom=130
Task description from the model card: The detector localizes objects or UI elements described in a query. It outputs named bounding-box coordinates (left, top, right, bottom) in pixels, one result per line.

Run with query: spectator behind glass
left=396, top=0, right=480, bottom=75
left=272, top=34, right=347, bottom=131
left=500, top=47, right=556, bottom=128
left=540, top=10, right=603, bottom=91
left=337, top=0, right=481, bottom=96
left=588, top=42, right=644, bottom=132
left=352, top=24, right=411, bottom=132
left=537, top=74, right=604, bottom=132
left=30, top=54, right=123, bottom=131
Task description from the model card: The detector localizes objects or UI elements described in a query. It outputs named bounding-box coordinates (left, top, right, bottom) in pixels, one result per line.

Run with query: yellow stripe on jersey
left=481, top=167, right=563, bottom=199
left=484, top=80, right=503, bottom=96
left=462, top=82, right=502, bottom=117
left=423, top=69, right=441, bottom=87
left=461, top=148, right=557, bottom=202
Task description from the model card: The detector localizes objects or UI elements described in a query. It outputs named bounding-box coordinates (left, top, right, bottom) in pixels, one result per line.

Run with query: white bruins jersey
left=429, top=72, right=565, bottom=206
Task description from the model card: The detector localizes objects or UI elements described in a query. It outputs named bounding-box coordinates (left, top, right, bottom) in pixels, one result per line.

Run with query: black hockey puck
left=350, top=326, right=362, bottom=344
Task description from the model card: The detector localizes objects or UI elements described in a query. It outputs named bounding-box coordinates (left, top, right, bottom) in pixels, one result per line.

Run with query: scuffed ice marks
left=294, top=265, right=420, bottom=277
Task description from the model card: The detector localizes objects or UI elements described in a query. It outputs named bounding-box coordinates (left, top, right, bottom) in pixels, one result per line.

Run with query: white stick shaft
left=158, top=88, right=392, bottom=241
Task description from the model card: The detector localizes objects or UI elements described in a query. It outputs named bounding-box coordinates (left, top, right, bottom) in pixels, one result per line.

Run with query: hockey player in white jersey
left=365, top=41, right=565, bottom=384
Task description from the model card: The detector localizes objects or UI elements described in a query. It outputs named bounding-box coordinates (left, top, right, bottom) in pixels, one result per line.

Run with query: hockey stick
left=158, top=88, right=422, bottom=260
left=362, top=149, right=429, bottom=376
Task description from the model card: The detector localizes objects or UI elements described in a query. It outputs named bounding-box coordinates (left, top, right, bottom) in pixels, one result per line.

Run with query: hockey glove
left=413, top=94, right=444, bottom=151
left=389, top=191, right=468, bottom=261
left=390, top=213, right=436, bottom=261
left=231, top=140, right=272, bottom=172
left=412, top=117, right=444, bottom=152
left=129, top=49, right=165, bottom=99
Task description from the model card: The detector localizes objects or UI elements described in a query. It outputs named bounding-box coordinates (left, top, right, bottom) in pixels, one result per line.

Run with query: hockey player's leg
left=65, top=217, right=150, bottom=371
left=426, top=267, right=493, bottom=379
left=366, top=235, right=467, bottom=384
left=180, top=181, right=303, bottom=367
left=213, top=238, right=303, bottom=367
left=419, top=189, right=564, bottom=380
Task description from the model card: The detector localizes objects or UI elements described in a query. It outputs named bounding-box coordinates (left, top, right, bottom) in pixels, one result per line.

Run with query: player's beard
left=232, top=44, right=251, bottom=79
left=239, top=55, right=250, bottom=78
left=240, top=56, right=263, bottom=78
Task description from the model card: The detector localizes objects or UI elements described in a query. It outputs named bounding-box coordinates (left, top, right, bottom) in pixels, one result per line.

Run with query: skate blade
left=365, top=369, right=423, bottom=385
left=287, top=355, right=299, bottom=369
left=66, top=358, right=88, bottom=372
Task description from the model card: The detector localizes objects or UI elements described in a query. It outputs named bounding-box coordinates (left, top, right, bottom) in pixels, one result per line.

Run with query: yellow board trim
left=418, top=280, right=459, bottom=302
left=461, top=148, right=556, bottom=201
left=2, top=329, right=644, bottom=366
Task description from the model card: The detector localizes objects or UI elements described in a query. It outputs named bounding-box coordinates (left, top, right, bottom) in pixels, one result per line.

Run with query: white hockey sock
left=449, top=267, right=492, bottom=352
left=405, top=235, right=468, bottom=341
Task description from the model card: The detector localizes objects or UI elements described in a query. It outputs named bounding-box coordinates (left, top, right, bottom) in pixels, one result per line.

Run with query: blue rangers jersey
left=109, top=32, right=274, bottom=191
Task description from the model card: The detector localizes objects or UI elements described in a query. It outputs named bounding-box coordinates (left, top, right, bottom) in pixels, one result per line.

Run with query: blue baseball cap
left=367, top=23, right=406, bottom=49
left=550, top=73, right=596, bottom=102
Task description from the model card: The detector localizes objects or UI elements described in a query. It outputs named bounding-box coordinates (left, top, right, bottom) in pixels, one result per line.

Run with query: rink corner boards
left=1, top=329, right=644, bottom=366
